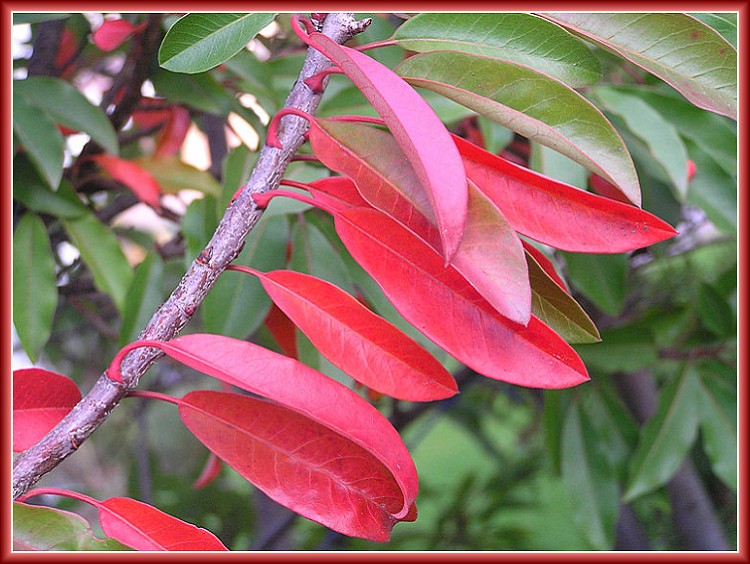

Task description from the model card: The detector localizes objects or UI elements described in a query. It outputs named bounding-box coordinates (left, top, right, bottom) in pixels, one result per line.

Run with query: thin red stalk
left=107, top=339, right=170, bottom=383
left=290, top=153, right=320, bottom=163
left=225, top=264, right=263, bottom=278
left=17, top=487, right=99, bottom=507
left=279, top=178, right=314, bottom=191
left=266, top=108, right=314, bottom=149
left=252, top=189, right=334, bottom=216
left=353, top=39, right=398, bottom=51
left=126, top=389, right=182, bottom=406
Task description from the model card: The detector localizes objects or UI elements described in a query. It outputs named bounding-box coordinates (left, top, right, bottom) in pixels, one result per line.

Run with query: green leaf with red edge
left=179, top=390, right=414, bottom=541
left=526, top=249, right=600, bottom=344
left=90, top=155, right=162, bottom=210
left=330, top=207, right=589, bottom=389
left=13, top=502, right=131, bottom=551
left=395, top=51, right=641, bottom=206
left=307, top=120, right=531, bottom=325
left=13, top=368, right=81, bottom=452
left=303, top=29, right=468, bottom=261
left=454, top=136, right=676, bottom=253
left=126, top=334, right=418, bottom=519
left=391, top=13, right=601, bottom=87
left=96, top=497, right=227, bottom=551
left=232, top=267, right=458, bottom=401
left=542, top=13, right=737, bottom=119
left=522, top=241, right=568, bottom=292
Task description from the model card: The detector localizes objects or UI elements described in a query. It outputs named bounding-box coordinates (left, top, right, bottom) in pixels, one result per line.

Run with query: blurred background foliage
left=12, top=12, right=736, bottom=551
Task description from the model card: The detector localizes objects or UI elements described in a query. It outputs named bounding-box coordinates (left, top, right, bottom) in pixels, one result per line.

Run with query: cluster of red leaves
left=15, top=14, right=678, bottom=549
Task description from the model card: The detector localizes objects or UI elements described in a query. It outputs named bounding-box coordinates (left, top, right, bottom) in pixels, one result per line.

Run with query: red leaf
left=332, top=208, right=589, bottom=389
left=91, top=154, right=162, bottom=210
left=132, top=97, right=172, bottom=130
left=263, top=303, right=298, bottom=359
left=588, top=173, right=632, bottom=204
left=307, top=176, right=369, bottom=211
left=155, top=106, right=191, bottom=157
left=179, top=390, right=407, bottom=541
left=306, top=121, right=531, bottom=324
left=454, top=136, right=677, bottom=253
left=98, top=497, right=228, bottom=550
left=55, top=27, right=78, bottom=72
left=13, top=368, right=81, bottom=452
left=242, top=267, right=458, bottom=401
left=304, top=30, right=468, bottom=262
left=145, top=334, right=418, bottom=519
left=192, top=453, right=223, bottom=489
left=93, top=20, right=140, bottom=52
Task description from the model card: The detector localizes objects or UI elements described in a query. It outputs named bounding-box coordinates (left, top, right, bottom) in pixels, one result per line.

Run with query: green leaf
left=696, top=361, right=737, bottom=490
left=151, top=68, right=235, bottom=116
left=202, top=215, right=289, bottom=339
left=392, top=13, right=601, bottom=86
left=685, top=139, right=737, bottom=234
left=14, top=77, right=118, bottom=154
left=689, top=13, right=737, bottom=48
left=396, top=52, right=641, bottom=205
left=562, top=252, right=628, bottom=316
left=620, top=88, right=736, bottom=177
left=593, top=87, right=689, bottom=200
left=220, top=144, right=259, bottom=210
left=527, top=251, right=600, bottom=344
left=561, top=398, right=620, bottom=549
left=119, top=253, right=165, bottom=347
left=580, top=386, right=639, bottom=480
left=529, top=141, right=588, bottom=190
left=13, top=13, right=70, bottom=24
left=543, top=13, right=737, bottom=119
left=159, top=13, right=277, bottom=74
left=696, top=282, right=735, bottom=338
left=13, top=502, right=131, bottom=551
left=289, top=219, right=355, bottom=296
left=62, top=213, right=133, bottom=315
left=624, top=365, right=703, bottom=501
left=13, top=214, right=58, bottom=362
left=13, top=155, right=87, bottom=219
left=576, top=325, right=658, bottom=374
left=132, top=156, right=221, bottom=197
left=476, top=116, right=513, bottom=155
left=183, top=196, right=218, bottom=268
left=13, top=90, right=64, bottom=189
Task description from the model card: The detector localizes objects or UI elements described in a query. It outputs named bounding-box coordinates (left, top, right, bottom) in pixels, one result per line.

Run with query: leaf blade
left=543, top=12, right=737, bottom=119
left=332, top=208, right=589, bottom=389
left=13, top=91, right=64, bottom=189
left=308, top=120, right=531, bottom=324
left=396, top=51, right=641, bottom=205
left=159, top=13, right=277, bottom=74
left=179, top=391, right=406, bottom=541
left=98, top=497, right=228, bottom=551
left=251, top=268, right=458, bottom=401
left=393, top=13, right=601, bottom=86
left=305, top=33, right=468, bottom=261
left=13, top=214, right=58, bottom=362
left=454, top=136, right=676, bottom=253
left=62, top=213, right=133, bottom=314
left=13, top=368, right=81, bottom=452
left=151, top=334, right=418, bottom=518
left=14, top=77, right=119, bottom=154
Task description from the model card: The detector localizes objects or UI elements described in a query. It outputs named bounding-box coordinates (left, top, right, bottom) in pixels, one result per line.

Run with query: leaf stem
left=353, top=39, right=398, bottom=52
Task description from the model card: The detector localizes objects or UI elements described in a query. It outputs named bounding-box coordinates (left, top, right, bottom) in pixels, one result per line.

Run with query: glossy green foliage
left=159, top=13, right=277, bottom=73
left=13, top=214, right=58, bottom=362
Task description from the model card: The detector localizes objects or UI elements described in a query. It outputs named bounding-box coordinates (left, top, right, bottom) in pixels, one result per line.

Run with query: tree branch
left=13, top=12, right=363, bottom=500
